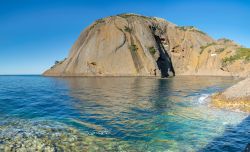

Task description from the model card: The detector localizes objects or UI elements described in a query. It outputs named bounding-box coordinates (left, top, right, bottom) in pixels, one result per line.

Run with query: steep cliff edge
left=43, top=14, right=250, bottom=77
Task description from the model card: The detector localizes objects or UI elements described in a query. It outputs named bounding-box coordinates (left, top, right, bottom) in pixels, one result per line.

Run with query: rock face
left=212, top=77, right=250, bottom=112
left=43, top=14, right=250, bottom=77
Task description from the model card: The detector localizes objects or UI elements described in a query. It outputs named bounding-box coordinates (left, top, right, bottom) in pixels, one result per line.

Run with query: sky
left=0, top=0, right=249, bottom=74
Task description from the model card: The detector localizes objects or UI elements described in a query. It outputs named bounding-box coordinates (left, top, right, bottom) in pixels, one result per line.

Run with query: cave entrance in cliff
left=154, top=35, right=175, bottom=78
left=157, top=57, right=170, bottom=77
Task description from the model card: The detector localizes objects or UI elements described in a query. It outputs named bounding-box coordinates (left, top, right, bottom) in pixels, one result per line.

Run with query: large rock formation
left=43, top=14, right=250, bottom=77
left=212, top=77, right=250, bottom=112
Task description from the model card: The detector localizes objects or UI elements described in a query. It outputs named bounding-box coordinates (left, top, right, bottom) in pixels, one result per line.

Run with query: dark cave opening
left=154, top=35, right=175, bottom=78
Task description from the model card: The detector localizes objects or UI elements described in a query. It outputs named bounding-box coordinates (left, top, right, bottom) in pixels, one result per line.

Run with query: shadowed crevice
left=154, top=35, right=175, bottom=78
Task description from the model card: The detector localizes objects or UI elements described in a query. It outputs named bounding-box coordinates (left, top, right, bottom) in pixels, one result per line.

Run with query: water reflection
left=0, top=75, right=247, bottom=151
left=63, top=76, right=238, bottom=115
left=63, top=77, right=161, bottom=141
left=56, top=76, right=246, bottom=150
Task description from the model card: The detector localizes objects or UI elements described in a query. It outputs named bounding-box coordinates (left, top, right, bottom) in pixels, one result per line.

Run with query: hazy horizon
left=1, top=0, right=250, bottom=74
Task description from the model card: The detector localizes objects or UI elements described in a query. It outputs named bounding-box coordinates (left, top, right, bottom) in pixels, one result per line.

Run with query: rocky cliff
left=43, top=14, right=250, bottom=77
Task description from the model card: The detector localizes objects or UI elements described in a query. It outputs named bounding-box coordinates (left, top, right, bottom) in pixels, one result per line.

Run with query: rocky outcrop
left=43, top=14, right=250, bottom=77
left=212, top=77, right=250, bottom=112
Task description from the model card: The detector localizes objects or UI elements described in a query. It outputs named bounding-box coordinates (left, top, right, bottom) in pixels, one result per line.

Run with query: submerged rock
left=0, top=119, right=136, bottom=151
left=245, top=143, right=250, bottom=152
left=43, top=13, right=250, bottom=77
left=211, top=77, right=250, bottom=112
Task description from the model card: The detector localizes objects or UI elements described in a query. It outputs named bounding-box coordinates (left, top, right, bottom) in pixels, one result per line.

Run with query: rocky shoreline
left=211, top=77, right=250, bottom=113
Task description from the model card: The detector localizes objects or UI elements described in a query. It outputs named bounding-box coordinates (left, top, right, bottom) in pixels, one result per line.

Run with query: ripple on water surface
left=0, top=76, right=249, bottom=151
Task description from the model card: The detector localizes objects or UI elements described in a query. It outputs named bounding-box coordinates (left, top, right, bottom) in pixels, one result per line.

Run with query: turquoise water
left=0, top=76, right=249, bottom=151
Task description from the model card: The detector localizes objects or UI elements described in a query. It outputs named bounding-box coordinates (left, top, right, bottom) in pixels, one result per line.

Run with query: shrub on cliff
left=148, top=47, right=156, bottom=55
left=129, top=45, right=138, bottom=52
left=222, top=47, right=250, bottom=66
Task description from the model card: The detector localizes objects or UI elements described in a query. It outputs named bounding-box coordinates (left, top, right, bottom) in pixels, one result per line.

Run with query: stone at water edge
left=211, top=77, right=250, bottom=112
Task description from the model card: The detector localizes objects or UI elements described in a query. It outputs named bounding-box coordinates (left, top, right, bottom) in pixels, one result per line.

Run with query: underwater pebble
left=0, top=119, right=137, bottom=151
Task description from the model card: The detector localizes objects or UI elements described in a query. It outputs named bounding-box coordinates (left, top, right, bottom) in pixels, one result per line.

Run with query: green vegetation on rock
left=89, top=19, right=105, bottom=30
left=55, top=58, right=67, bottom=65
left=176, top=26, right=192, bottom=31
left=218, top=38, right=232, bottom=43
left=195, top=30, right=207, bottom=35
left=51, top=58, right=67, bottom=69
left=200, top=42, right=216, bottom=54
left=222, top=47, right=250, bottom=66
left=153, top=24, right=160, bottom=30
left=129, top=44, right=138, bottom=52
left=176, top=26, right=207, bottom=35
left=55, top=61, right=60, bottom=65
left=215, top=48, right=226, bottom=53
left=148, top=47, right=156, bottom=55
left=118, top=13, right=150, bottom=20
left=124, top=26, right=132, bottom=33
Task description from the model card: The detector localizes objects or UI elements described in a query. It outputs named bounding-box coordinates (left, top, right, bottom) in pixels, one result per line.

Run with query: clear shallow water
left=0, top=76, right=249, bottom=151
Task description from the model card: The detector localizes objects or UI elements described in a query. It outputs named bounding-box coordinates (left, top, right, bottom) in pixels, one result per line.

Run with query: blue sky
left=0, top=0, right=249, bottom=74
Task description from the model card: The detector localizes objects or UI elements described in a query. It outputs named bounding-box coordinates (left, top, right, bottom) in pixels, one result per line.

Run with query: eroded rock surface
left=44, top=14, right=250, bottom=77
left=212, top=77, right=250, bottom=112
